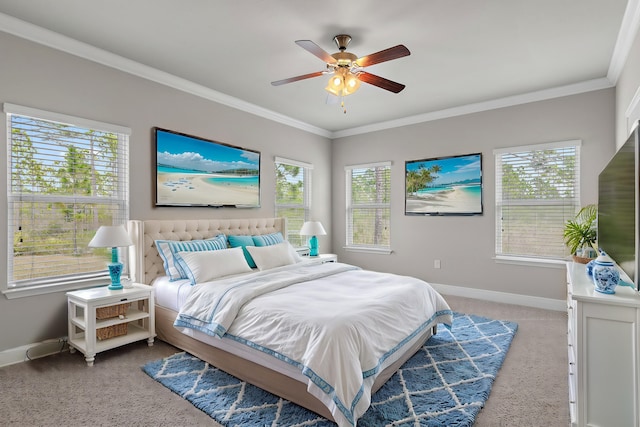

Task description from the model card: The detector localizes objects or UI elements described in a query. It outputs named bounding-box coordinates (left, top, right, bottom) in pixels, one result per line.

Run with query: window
left=345, top=162, right=391, bottom=252
left=4, top=103, right=130, bottom=296
left=275, top=157, right=312, bottom=246
left=494, top=140, right=581, bottom=260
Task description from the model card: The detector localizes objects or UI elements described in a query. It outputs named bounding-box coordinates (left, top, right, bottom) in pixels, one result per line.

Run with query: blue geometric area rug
left=142, top=312, right=517, bottom=427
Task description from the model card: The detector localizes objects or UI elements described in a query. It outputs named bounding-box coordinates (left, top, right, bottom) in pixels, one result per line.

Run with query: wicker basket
left=572, top=254, right=594, bottom=264
left=96, top=303, right=128, bottom=320
left=96, top=323, right=128, bottom=340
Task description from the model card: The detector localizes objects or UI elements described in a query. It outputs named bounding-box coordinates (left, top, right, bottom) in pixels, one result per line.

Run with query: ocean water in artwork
left=416, top=183, right=481, bottom=196
left=205, top=175, right=259, bottom=188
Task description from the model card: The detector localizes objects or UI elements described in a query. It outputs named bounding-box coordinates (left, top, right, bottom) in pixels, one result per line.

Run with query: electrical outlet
left=434, top=259, right=441, bottom=269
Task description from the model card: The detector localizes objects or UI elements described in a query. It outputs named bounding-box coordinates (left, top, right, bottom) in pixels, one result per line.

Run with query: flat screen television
left=154, top=127, right=260, bottom=207
left=597, top=123, right=639, bottom=290
left=405, top=152, right=483, bottom=215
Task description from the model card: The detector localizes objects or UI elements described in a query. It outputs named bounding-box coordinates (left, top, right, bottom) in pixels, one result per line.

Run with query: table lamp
left=89, top=225, right=134, bottom=290
left=300, top=221, right=327, bottom=257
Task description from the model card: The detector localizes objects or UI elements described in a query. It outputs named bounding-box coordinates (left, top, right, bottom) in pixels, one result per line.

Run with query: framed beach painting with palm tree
left=405, top=153, right=482, bottom=216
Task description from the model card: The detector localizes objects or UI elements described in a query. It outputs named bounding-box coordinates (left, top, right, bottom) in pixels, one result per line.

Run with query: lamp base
left=309, top=235, right=319, bottom=257
left=108, top=262, right=124, bottom=290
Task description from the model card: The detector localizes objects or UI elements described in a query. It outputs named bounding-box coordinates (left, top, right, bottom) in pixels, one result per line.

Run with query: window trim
left=2, top=274, right=131, bottom=299
left=493, top=139, right=582, bottom=156
left=494, top=139, right=581, bottom=262
left=3, top=103, right=131, bottom=299
left=344, top=161, right=392, bottom=252
left=493, top=255, right=566, bottom=269
left=3, top=103, right=131, bottom=135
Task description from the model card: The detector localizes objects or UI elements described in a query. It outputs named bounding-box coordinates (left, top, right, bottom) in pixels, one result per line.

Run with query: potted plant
left=563, top=204, right=598, bottom=263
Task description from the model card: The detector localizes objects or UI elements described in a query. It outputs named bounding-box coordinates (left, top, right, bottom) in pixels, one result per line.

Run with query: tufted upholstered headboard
left=127, top=218, right=286, bottom=285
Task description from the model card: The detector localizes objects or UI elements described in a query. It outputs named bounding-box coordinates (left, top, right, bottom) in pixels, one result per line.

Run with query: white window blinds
left=494, top=140, right=581, bottom=259
left=275, top=157, right=312, bottom=246
left=5, top=104, right=130, bottom=288
left=345, top=162, right=391, bottom=250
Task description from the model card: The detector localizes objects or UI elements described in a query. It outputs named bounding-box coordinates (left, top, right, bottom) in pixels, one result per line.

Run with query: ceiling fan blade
left=355, top=45, right=410, bottom=67
left=358, top=72, right=406, bottom=93
left=271, top=71, right=325, bottom=86
left=295, top=40, right=337, bottom=64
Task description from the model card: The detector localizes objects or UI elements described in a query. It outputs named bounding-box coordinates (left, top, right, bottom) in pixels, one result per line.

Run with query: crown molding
left=331, top=78, right=615, bottom=139
left=607, top=0, right=640, bottom=84
left=0, top=13, right=332, bottom=138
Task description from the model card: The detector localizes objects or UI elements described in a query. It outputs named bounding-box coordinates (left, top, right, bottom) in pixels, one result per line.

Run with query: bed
left=128, top=218, right=452, bottom=426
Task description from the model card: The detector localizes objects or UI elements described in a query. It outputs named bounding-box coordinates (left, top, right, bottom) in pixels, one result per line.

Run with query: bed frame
left=128, top=217, right=435, bottom=421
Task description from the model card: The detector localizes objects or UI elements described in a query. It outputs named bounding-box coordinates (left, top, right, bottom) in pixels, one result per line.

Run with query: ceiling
left=0, top=1, right=636, bottom=137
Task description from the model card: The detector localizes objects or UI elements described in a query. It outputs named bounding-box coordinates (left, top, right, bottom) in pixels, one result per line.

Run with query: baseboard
left=430, top=283, right=566, bottom=312
left=0, top=338, right=68, bottom=368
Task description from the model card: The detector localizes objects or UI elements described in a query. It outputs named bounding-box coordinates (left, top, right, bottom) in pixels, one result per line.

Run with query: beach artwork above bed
left=405, top=152, right=482, bottom=215
left=154, top=127, right=260, bottom=208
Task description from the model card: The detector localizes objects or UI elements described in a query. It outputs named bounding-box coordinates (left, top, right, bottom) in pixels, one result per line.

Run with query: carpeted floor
left=0, top=295, right=569, bottom=426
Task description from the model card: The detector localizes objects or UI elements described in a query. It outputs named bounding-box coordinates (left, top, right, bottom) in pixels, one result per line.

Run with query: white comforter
left=174, top=262, right=453, bottom=427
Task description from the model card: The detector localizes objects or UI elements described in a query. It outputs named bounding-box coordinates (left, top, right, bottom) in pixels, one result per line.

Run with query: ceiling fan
left=271, top=34, right=410, bottom=98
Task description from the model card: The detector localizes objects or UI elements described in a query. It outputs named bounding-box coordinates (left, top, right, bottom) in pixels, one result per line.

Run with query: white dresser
left=567, top=262, right=640, bottom=426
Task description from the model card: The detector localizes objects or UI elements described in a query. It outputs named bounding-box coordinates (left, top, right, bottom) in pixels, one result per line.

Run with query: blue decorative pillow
left=227, top=235, right=257, bottom=268
left=252, top=232, right=284, bottom=247
left=155, top=234, right=227, bottom=280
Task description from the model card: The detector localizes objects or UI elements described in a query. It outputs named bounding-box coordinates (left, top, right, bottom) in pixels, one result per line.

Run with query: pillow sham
left=246, top=241, right=296, bottom=271
left=175, top=247, right=251, bottom=285
left=155, top=234, right=227, bottom=280
left=252, top=231, right=284, bottom=247
left=227, top=234, right=257, bottom=268
left=155, top=240, right=182, bottom=280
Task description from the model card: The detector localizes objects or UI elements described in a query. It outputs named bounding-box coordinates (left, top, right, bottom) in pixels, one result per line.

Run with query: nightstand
left=67, top=283, right=155, bottom=366
left=314, top=253, right=338, bottom=263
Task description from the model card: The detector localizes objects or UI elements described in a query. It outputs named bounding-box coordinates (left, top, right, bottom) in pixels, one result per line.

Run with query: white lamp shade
left=88, top=225, right=133, bottom=248
left=300, top=221, right=327, bottom=236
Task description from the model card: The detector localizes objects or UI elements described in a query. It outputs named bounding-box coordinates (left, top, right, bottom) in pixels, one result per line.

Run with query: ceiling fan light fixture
left=324, top=74, right=344, bottom=96
left=344, top=73, right=361, bottom=95
left=325, top=68, right=360, bottom=97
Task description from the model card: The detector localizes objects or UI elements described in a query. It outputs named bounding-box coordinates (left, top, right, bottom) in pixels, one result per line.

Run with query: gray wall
left=332, top=89, right=616, bottom=301
left=0, top=32, right=332, bottom=351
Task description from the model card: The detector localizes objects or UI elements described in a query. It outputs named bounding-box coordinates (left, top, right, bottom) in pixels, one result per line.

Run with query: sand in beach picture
left=405, top=153, right=482, bottom=215
left=155, top=128, right=260, bottom=207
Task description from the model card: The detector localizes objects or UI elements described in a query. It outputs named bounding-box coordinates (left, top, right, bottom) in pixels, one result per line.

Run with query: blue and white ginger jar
left=586, top=259, right=596, bottom=276
left=591, top=253, right=619, bottom=294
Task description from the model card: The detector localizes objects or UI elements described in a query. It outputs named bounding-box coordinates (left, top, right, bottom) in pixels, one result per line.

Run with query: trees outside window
left=275, top=157, right=311, bottom=246
left=495, top=140, right=581, bottom=259
left=345, top=162, right=391, bottom=251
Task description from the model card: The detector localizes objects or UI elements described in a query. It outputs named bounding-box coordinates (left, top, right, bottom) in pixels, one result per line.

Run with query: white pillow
left=246, top=241, right=297, bottom=271
left=175, top=247, right=251, bottom=285
left=288, top=242, right=305, bottom=263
